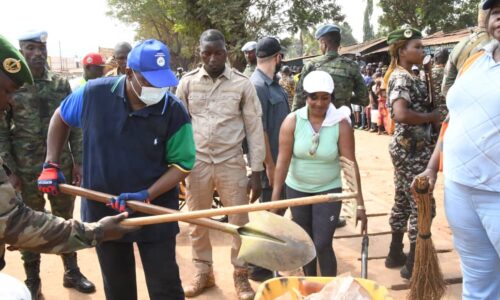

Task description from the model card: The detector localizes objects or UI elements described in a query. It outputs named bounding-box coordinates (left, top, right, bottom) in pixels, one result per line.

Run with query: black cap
left=483, top=0, right=499, bottom=9
left=256, top=37, right=284, bottom=58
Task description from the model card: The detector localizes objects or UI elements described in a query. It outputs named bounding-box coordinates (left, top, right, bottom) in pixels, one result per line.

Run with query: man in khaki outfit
left=176, top=29, right=265, bottom=300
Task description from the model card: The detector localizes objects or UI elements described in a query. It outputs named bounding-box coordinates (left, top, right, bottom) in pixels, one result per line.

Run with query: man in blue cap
left=0, top=33, right=138, bottom=298
left=292, top=24, right=368, bottom=112
left=37, top=39, right=196, bottom=300
left=0, top=30, right=92, bottom=298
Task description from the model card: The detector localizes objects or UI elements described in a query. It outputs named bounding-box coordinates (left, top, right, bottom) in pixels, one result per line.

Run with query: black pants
left=287, top=185, right=342, bottom=277
left=96, top=237, right=184, bottom=300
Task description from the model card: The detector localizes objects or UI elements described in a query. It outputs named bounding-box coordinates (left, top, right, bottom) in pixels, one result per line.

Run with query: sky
left=0, top=0, right=382, bottom=58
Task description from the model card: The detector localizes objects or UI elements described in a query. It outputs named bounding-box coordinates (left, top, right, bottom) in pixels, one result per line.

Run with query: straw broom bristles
left=408, top=176, right=446, bottom=300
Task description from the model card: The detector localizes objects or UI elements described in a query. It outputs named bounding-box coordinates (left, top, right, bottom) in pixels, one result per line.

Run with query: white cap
left=411, top=65, right=419, bottom=71
left=241, top=41, right=257, bottom=52
left=303, top=71, right=334, bottom=94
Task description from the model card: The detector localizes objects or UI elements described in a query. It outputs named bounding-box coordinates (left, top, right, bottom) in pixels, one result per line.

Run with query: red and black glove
left=37, top=162, right=66, bottom=195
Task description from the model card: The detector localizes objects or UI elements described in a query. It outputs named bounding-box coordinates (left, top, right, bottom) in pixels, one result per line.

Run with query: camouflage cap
left=387, top=25, right=422, bottom=45
left=0, top=35, right=33, bottom=85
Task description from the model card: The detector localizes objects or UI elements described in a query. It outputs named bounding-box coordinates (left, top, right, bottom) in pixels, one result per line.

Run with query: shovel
left=59, top=184, right=316, bottom=271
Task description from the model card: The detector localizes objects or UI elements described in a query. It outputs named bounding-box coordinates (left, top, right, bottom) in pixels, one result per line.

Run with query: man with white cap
left=241, top=41, right=257, bottom=77
left=38, top=39, right=196, bottom=300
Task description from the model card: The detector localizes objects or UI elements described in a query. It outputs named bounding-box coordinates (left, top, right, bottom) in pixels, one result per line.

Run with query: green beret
left=387, top=26, right=423, bottom=45
left=0, top=35, right=33, bottom=85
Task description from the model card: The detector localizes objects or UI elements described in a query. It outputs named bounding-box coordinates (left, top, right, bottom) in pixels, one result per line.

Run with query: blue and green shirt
left=60, top=76, right=195, bottom=242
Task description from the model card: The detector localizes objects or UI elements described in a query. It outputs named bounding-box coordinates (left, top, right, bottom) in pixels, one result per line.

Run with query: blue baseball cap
left=127, top=39, right=178, bottom=88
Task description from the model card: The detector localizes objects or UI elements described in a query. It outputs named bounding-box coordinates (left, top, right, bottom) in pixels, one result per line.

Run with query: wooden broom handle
left=120, top=192, right=358, bottom=226
left=59, top=184, right=236, bottom=233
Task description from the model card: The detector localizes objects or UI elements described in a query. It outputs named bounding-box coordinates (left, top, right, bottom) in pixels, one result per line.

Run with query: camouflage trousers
left=388, top=141, right=435, bottom=243
left=18, top=169, right=75, bottom=263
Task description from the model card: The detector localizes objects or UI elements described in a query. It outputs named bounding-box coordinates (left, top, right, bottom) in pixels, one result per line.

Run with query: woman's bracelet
left=357, top=205, right=365, bottom=210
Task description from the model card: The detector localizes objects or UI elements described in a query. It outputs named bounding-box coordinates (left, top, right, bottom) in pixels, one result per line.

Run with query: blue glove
left=108, top=190, right=150, bottom=213
left=37, top=162, right=66, bottom=195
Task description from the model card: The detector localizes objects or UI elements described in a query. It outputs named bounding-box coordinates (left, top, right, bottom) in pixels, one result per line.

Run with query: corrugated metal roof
left=339, top=37, right=387, bottom=55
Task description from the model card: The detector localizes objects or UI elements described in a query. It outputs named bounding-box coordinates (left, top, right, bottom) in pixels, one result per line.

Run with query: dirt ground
left=2, top=130, right=463, bottom=299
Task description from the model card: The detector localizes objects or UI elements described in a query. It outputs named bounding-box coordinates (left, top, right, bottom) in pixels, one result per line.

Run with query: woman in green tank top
left=271, top=71, right=367, bottom=276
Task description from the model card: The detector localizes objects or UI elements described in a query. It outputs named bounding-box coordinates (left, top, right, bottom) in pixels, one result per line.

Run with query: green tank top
left=285, top=107, right=342, bottom=193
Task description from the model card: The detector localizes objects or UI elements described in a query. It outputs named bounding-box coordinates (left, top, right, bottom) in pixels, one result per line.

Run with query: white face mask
left=131, top=71, right=168, bottom=106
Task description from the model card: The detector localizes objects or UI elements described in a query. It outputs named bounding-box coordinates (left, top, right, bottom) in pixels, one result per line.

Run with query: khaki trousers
left=186, top=156, right=249, bottom=273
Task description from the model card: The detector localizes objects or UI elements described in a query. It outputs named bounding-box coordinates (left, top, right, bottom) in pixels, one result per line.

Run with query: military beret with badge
left=315, top=24, right=341, bottom=40
left=18, top=30, right=48, bottom=44
left=241, top=41, right=257, bottom=52
left=0, top=35, right=34, bottom=85
left=387, top=25, right=422, bottom=45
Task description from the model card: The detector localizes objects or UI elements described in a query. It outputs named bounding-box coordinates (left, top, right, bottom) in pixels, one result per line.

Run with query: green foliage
left=106, top=0, right=346, bottom=67
left=363, top=0, right=375, bottom=42
left=377, top=0, right=481, bottom=35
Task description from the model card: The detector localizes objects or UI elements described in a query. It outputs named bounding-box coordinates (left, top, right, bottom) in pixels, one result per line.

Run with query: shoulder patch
left=182, top=68, right=200, bottom=78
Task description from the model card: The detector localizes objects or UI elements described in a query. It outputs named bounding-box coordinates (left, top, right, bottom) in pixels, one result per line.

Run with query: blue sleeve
left=60, top=85, right=85, bottom=128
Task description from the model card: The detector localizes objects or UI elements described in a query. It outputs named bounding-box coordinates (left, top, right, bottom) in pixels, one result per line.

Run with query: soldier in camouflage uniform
left=278, top=65, right=295, bottom=108
left=292, top=24, right=368, bottom=111
left=0, top=31, right=92, bottom=298
left=441, top=3, right=491, bottom=97
left=383, top=26, right=440, bottom=280
left=241, top=41, right=257, bottom=77
left=0, top=33, right=135, bottom=296
left=430, top=48, right=450, bottom=122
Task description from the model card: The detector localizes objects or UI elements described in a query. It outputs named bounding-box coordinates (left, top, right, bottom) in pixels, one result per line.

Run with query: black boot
left=385, top=232, right=407, bottom=268
left=61, top=252, right=96, bottom=293
left=400, top=242, right=416, bottom=279
left=23, top=260, right=42, bottom=300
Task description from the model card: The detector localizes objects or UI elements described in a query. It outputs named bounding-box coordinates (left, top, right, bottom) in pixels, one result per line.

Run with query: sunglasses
left=309, top=132, right=320, bottom=156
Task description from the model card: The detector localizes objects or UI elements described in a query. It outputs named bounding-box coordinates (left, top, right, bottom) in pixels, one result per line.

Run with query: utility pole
left=59, top=40, right=63, bottom=71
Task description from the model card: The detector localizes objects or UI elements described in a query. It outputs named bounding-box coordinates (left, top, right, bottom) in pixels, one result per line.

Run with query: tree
left=340, top=22, right=358, bottom=46
left=286, top=0, right=345, bottom=56
left=106, top=0, right=347, bottom=67
left=363, top=0, right=375, bottom=42
left=377, top=0, right=481, bottom=35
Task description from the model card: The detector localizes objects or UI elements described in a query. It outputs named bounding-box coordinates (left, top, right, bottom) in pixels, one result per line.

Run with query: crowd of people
left=0, top=0, right=499, bottom=300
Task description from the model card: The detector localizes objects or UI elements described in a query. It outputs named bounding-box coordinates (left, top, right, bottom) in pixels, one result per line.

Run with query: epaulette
left=182, top=68, right=201, bottom=78
left=232, top=68, right=247, bottom=78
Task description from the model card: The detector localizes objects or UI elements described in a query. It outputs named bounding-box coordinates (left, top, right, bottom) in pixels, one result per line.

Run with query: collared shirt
left=59, top=76, right=196, bottom=241
left=250, top=68, right=289, bottom=163
left=243, top=64, right=256, bottom=77
left=292, top=50, right=368, bottom=111
left=444, top=40, right=500, bottom=192
left=176, top=65, right=265, bottom=171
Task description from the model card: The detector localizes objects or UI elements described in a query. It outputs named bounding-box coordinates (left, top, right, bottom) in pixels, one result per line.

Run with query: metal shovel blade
left=236, top=211, right=316, bottom=271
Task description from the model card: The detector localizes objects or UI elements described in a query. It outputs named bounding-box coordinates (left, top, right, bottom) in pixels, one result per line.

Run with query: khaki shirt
left=176, top=65, right=265, bottom=171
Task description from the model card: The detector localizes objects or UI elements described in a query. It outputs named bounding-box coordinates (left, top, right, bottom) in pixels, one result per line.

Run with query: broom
left=408, top=176, right=446, bottom=300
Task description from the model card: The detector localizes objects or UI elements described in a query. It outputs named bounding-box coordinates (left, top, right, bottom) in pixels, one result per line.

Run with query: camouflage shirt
left=292, top=50, right=369, bottom=111
left=442, top=28, right=490, bottom=97
left=388, top=67, right=434, bottom=149
left=431, top=65, right=448, bottom=122
left=279, top=75, right=295, bottom=108
left=243, top=64, right=256, bottom=77
left=0, top=157, right=102, bottom=270
left=0, top=70, right=82, bottom=176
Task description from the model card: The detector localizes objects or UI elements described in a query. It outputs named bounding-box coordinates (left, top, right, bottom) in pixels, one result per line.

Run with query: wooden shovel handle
left=120, top=192, right=358, bottom=226
left=59, top=184, right=235, bottom=233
